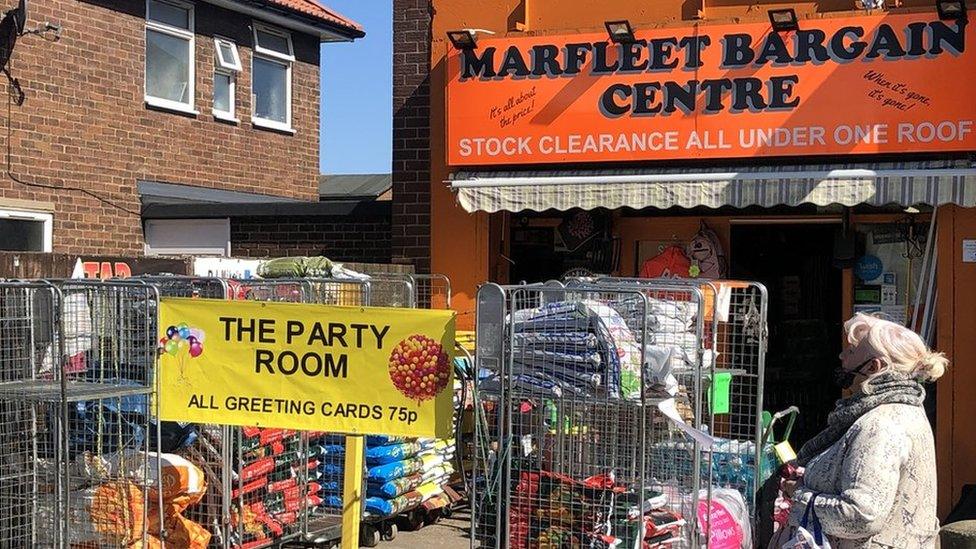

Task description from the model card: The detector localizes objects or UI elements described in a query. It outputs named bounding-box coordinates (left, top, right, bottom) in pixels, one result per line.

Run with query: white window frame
left=251, top=22, right=294, bottom=133
left=213, top=37, right=240, bottom=122
left=214, top=37, right=242, bottom=72
left=145, top=0, right=197, bottom=114
left=0, top=208, right=53, bottom=252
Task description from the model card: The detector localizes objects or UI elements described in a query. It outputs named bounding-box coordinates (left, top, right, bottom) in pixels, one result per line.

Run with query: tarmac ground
left=381, top=507, right=472, bottom=549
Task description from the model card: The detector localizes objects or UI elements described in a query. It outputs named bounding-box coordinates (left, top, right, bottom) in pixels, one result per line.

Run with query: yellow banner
left=158, top=298, right=456, bottom=438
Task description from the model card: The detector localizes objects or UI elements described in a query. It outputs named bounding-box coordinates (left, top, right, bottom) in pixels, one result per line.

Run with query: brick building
left=0, top=0, right=363, bottom=256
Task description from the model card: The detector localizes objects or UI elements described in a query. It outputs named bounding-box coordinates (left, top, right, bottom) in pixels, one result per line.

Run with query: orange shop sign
left=446, top=14, right=976, bottom=166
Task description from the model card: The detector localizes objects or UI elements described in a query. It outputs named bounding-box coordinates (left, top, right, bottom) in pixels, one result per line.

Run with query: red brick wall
left=231, top=211, right=391, bottom=263
left=0, top=0, right=320, bottom=255
left=391, top=0, right=431, bottom=272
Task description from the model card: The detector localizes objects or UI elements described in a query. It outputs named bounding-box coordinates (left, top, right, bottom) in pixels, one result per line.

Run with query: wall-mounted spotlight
left=447, top=29, right=496, bottom=51
left=936, top=0, right=966, bottom=20
left=768, top=8, right=799, bottom=32
left=447, top=30, right=477, bottom=50
left=604, top=20, right=636, bottom=44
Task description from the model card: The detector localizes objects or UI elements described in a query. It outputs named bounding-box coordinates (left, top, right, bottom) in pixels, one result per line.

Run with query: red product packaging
left=268, top=477, right=297, bottom=493
left=260, top=429, right=286, bottom=446
left=275, top=511, right=298, bottom=526
left=257, top=515, right=284, bottom=537
left=232, top=477, right=269, bottom=499
left=241, top=457, right=276, bottom=482
left=283, top=485, right=301, bottom=501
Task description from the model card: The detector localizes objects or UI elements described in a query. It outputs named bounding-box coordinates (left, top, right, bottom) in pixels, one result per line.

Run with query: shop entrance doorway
left=730, top=223, right=843, bottom=447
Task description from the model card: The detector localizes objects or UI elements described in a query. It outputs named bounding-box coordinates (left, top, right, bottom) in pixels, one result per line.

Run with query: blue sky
left=319, top=0, right=392, bottom=175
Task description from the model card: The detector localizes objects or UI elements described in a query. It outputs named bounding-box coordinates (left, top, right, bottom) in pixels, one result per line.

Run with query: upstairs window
left=145, top=0, right=195, bottom=113
left=213, top=37, right=241, bottom=121
left=252, top=23, right=294, bottom=132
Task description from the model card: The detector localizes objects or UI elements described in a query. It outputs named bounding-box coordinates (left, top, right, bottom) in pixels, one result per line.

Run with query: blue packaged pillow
left=367, top=435, right=405, bottom=446
left=367, top=473, right=424, bottom=499
left=319, top=479, right=342, bottom=494
left=317, top=444, right=346, bottom=457
left=322, top=494, right=343, bottom=509
left=365, top=441, right=422, bottom=465
left=319, top=461, right=344, bottom=477
left=367, top=457, right=423, bottom=483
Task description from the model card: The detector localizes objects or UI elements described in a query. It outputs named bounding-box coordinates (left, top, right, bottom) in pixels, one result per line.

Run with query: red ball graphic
left=388, top=335, right=450, bottom=403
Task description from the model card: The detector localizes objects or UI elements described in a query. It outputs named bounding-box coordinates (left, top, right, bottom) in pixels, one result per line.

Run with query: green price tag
left=709, top=372, right=732, bottom=415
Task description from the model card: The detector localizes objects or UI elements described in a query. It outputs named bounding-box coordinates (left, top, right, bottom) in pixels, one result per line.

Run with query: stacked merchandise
left=34, top=451, right=212, bottom=548
left=255, top=256, right=370, bottom=281
left=228, top=428, right=322, bottom=549
left=14, top=284, right=213, bottom=548
left=316, top=435, right=456, bottom=520
left=506, top=470, right=685, bottom=549
left=479, top=300, right=644, bottom=400
left=484, top=298, right=705, bottom=408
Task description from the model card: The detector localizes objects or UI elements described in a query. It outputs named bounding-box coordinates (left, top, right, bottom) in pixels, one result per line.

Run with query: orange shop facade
left=404, top=0, right=976, bottom=516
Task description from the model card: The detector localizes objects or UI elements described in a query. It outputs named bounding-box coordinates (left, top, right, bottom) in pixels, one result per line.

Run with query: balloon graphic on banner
left=388, top=335, right=450, bottom=403
left=159, top=324, right=205, bottom=382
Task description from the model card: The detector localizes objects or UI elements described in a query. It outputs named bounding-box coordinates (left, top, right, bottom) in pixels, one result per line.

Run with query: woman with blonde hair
left=782, top=313, right=947, bottom=548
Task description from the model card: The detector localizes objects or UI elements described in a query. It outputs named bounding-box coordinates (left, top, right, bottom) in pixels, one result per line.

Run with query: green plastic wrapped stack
left=257, top=256, right=335, bottom=279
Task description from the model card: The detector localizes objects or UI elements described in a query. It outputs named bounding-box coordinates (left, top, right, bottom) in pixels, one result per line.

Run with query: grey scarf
left=796, top=372, right=925, bottom=465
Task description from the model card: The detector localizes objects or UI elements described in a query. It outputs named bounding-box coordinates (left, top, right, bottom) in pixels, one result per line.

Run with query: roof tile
left=266, top=0, right=364, bottom=34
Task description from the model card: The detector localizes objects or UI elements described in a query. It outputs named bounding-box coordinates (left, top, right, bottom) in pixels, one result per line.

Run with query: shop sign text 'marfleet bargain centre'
left=447, top=13, right=974, bottom=165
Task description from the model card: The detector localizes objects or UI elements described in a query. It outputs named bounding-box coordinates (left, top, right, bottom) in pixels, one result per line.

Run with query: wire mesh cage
left=0, top=280, right=161, bottom=549
left=473, top=282, right=707, bottom=549
left=363, top=274, right=415, bottom=308
left=363, top=273, right=452, bottom=309
left=134, top=276, right=229, bottom=300
left=582, top=277, right=769, bottom=521
left=410, top=274, right=452, bottom=310
left=142, top=277, right=372, bottom=548
left=231, top=279, right=310, bottom=303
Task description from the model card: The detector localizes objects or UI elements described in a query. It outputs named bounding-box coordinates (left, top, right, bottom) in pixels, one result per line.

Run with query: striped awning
left=449, top=160, right=976, bottom=213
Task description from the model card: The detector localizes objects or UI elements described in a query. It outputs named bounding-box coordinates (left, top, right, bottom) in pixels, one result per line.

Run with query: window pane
left=256, top=29, right=289, bottom=55
left=218, top=42, right=236, bottom=66
left=253, top=57, right=287, bottom=123
left=214, top=72, right=231, bottom=113
left=146, top=29, right=190, bottom=104
left=0, top=219, right=44, bottom=251
left=148, top=0, right=189, bottom=29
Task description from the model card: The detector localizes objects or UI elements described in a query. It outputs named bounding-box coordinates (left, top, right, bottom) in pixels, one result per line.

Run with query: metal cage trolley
left=582, top=278, right=769, bottom=521
left=473, top=281, right=710, bottom=549
left=0, top=280, right=162, bottom=549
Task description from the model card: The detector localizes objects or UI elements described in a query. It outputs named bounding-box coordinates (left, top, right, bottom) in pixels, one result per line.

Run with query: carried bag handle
left=762, top=406, right=799, bottom=446
left=799, top=492, right=827, bottom=547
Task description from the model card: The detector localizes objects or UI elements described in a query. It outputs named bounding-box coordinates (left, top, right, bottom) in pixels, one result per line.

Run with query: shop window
left=0, top=209, right=52, bottom=252
left=213, top=37, right=241, bottom=121
left=852, top=221, right=929, bottom=326
left=145, top=0, right=195, bottom=113
left=251, top=23, right=294, bottom=132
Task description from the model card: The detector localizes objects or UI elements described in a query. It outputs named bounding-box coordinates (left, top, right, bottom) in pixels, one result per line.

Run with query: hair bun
left=915, top=351, right=949, bottom=382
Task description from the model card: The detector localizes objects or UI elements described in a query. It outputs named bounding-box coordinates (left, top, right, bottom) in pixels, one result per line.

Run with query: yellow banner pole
left=341, top=434, right=365, bottom=549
